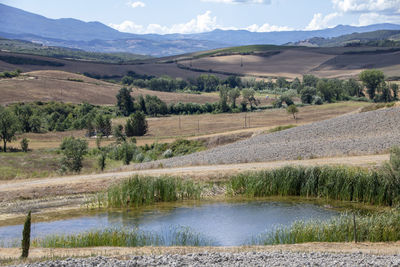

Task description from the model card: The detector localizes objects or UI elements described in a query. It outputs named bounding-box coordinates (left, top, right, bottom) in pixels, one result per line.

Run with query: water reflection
left=0, top=201, right=338, bottom=246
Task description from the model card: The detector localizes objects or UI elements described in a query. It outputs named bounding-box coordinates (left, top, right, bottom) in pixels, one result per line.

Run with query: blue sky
left=1, top=0, right=400, bottom=34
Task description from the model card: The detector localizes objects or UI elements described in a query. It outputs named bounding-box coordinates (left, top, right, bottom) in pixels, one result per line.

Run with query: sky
left=1, top=0, right=400, bottom=34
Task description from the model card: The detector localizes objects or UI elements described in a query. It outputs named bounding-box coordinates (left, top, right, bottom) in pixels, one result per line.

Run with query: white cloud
left=109, top=20, right=144, bottom=33
left=358, top=12, right=400, bottom=25
left=109, top=11, right=217, bottom=34
left=332, top=0, right=400, bottom=14
left=110, top=10, right=293, bottom=34
left=201, top=0, right=271, bottom=4
left=128, top=1, right=145, bottom=8
left=305, top=12, right=340, bottom=30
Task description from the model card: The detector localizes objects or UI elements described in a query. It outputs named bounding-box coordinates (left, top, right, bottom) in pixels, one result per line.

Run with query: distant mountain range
left=2, top=3, right=400, bottom=56
left=288, top=30, right=400, bottom=47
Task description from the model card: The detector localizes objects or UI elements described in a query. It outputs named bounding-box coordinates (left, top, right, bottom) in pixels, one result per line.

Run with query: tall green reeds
left=252, top=210, right=400, bottom=245
left=105, top=175, right=202, bottom=208
left=31, top=226, right=214, bottom=248
left=228, top=165, right=400, bottom=206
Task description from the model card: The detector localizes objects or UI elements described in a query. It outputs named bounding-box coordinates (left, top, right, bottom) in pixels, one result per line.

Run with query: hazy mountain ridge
left=2, top=3, right=400, bottom=56
left=290, top=30, right=400, bottom=47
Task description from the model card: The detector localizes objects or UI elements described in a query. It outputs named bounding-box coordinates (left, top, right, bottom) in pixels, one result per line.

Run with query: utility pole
left=197, top=119, right=200, bottom=134
left=179, top=116, right=181, bottom=131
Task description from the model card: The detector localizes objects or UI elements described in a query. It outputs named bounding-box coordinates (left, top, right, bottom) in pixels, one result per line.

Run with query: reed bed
left=252, top=210, right=400, bottom=245
left=228, top=165, right=400, bottom=206
left=103, top=175, right=203, bottom=208
left=31, top=226, right=214, bottom=248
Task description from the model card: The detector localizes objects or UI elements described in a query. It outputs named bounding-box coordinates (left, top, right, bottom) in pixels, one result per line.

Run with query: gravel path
left=137, top=107, right=400, bottom=169
left=12, top=252, right=400, bottom=266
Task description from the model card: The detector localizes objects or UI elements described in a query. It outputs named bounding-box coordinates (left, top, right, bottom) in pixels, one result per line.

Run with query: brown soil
left=0, top=70, right=220, bottom=105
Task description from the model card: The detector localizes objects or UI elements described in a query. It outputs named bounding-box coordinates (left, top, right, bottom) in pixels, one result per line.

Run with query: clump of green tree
left=125, top=111, right=148, bottom=137
left=8, top=101, right=114, bottom=134
left=59, top=137, right=88, bottom=173
left=0, top=107, right=18, bottom=152
left=0, top=69, right=21, bottom=78
left=122, top=72, right=243, bottom=93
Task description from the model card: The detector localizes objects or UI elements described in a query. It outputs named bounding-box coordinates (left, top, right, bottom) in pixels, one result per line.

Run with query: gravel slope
left=13, top=252, right=400, bottom=266
left=137, top=107, right=400, bottom=169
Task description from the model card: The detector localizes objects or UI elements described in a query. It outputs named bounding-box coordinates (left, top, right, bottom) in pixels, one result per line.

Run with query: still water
left=0, top=201, right=338, bottom=246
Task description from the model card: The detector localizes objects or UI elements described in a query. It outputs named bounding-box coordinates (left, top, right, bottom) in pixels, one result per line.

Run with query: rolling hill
left=2, top=44, right=400, bottom=81
left=0, top=70, right=220, bottom=105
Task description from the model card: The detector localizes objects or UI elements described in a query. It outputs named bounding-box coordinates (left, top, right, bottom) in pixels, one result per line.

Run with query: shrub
left=125, top=111, right=148, bottom=137
left=20, top=138, right=29, bottom=152
left=60, top=137, right=88, bottom=173
left=21, top=211, right=31, bottom=258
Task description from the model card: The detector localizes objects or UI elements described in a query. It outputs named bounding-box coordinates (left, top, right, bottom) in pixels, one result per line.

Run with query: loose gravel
left=137, top=107, right=400, bottom=169
left=12, top=252, right=400, bottom=266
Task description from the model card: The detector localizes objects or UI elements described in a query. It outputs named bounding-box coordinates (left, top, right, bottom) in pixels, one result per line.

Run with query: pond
left=0, top=200, right=338, bottom=246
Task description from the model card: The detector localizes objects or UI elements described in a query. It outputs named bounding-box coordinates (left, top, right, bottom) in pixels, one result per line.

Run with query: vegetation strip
left=30, top=227, right=213, bottom=248
left=253, top=210, right=400, bottom=245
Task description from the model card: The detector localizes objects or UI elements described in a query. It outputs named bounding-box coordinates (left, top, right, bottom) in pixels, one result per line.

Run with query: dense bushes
left=7, top=102, right=114, bottom=134
left=0, top=69, right=21, bottom=78
left=105, top=139, right=205, bottom=164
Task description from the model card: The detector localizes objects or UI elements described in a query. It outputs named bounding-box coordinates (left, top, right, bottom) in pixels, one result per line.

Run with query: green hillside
left=298, top=30, right=400, bottom=47
left=0, top=37, right=151, bottom=63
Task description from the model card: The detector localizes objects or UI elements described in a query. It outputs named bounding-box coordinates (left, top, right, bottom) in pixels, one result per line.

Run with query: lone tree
left=287, top=104, right=299, bottom=121
left=228, top=87, right=241, bottom=108
left=241, top=88, right=258, bottom=110
left=21, top=211, right=31, bottom=258
left=359, top=69, right=384, bottom=100
left=125, top=111, right=148, bottom=137
left=116, top=87, right=135, bottom=116
left=0, top=107, right=18, bottom=152
left=60, top=137, right=88, bottom=173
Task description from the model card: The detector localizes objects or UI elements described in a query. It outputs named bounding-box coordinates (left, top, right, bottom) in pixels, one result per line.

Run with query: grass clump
left=268, top=124, right=296, bottom=133
left=360, top=102, right=396, bottom=112
left=253, top=210, right=400, bottom=245
left=228, top=164, right=400, bottom=206
left=105, top=175, right=202, bottom=208
left=31, top=226, right=214, bottom=248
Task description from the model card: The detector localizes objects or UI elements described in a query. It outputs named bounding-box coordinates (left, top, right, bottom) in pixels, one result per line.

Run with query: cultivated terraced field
left=137, top=107, right=400, bottom=168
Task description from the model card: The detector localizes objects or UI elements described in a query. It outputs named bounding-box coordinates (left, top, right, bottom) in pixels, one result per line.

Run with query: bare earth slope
left=0, top=70, right=219, bottom=105
left=137, top=107, right=400, bottom=169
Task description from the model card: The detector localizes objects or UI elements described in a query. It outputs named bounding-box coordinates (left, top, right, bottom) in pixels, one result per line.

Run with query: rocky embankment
left=137, top=107, right=400, bottom=169
left=12, top=251, right=400, bottom=266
